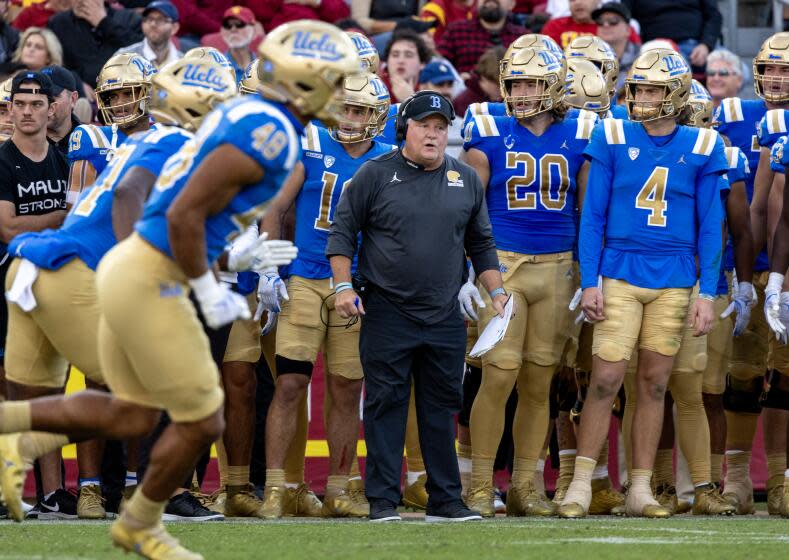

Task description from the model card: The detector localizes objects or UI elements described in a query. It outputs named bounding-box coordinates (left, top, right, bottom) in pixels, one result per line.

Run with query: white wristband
left=188, top=270, right=222, bottom=301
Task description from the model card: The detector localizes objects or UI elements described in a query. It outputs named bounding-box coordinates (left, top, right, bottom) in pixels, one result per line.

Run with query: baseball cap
left=222, top=6, right=255, bottom=25
left=592, top=2, right=631, bottom=22
left=402, top=91, right=454, bottom=124
left=143, top=1, right=179, bottom=22
left=11, top=71, right=54, bottom=99
left=419, top=61, right=456, bottom=85
left=41, top=65, right=77, bottom=95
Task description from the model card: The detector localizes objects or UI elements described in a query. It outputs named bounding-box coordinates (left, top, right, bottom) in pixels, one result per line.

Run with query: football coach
left=326, top=90, right=508, bottom=523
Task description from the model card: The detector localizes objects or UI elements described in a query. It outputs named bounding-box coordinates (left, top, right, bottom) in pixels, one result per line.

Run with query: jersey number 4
left=635, top=167, right=668, bottom=227
left=505, top=152, right=569, bottom=211
left=314, top=171, right=351, bottom=231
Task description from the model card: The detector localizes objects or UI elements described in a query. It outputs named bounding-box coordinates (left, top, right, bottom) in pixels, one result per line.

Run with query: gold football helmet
left=149, top=58, right=238, bottom=132
left=257, top=20, right=361, bottom=127
left=624, top=48, right=690, bottom=122
left=501, top=47, right=566, bottom=119
left=96, top=53, right=156, bottom=127
left=347, top=31, right=379, bottom=73
left=564, top=58, right=610, bottom=115
left=753, top=32, right=789, bottom=103
left=239, top=60, right=261, bottom=94
left=565, top=36, right=619, bottom=97
left=183, top=46, right=236, bottom=83
left=681, top=79, right=716, bottom=128
left=330, top=72, right=390, bottom=143
left=0, top=77, right=13, bottom=142
left=501, top=33, right=565, bottom=74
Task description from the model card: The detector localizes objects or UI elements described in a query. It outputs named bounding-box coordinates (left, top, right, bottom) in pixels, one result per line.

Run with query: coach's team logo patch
left=447, top=170, right=464, bottom=187
left=324, top=155, right=335, bottom=168
left=628, top=147, right=640, bottom=160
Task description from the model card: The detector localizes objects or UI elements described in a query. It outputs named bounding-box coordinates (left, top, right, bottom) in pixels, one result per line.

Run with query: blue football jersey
left=137, top=95, right=304, bottom=265
left=756, top=108, right=789, bottom=150
left=716, top=145, right=749, bottom=295
left=715, top=97, right=768, bottom=271
left=460, top=102, right=507, bottom=139
left=9, top=126, right=191, bottom=271
left=379, top=103, right=400, bottom=145
left=67, top=124, right=128, bottom=177
left=579, top=119, right=728, bottom=295
left=293, top=124, right=394, bottom=279
left=463, top=113, right=594, bottom=254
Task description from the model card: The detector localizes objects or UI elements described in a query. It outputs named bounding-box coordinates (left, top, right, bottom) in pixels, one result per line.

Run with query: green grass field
left=0, top=515, right=786, bottom=560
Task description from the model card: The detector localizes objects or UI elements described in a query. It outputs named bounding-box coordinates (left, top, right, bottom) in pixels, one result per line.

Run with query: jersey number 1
left=635, top=167, right=668, bottom=227
left=314, top=171, right=351, bottom=231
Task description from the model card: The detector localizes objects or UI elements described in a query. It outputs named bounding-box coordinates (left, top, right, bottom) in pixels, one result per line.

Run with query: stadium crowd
left=0, top=0, right=786, bottom=557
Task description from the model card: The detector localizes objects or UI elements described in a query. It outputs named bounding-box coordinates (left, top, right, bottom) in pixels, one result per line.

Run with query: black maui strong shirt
left=0, top=139, right=68, bottom=216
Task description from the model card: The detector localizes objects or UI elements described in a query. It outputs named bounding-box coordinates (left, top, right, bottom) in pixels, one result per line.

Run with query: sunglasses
left=707, top=69, right=733, bottom=77
left=222, top=20, right=248, bottom=30
left=597, top=17, right=625, bottom=27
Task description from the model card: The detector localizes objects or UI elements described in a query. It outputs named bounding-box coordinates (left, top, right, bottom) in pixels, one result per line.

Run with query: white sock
left=125, top=471, right=137, bottom=488
left=407, top=470, right=425, bottom=485
left=559, top=449, right=577, bottom=457
left=458, top=457, right=472, bottom=473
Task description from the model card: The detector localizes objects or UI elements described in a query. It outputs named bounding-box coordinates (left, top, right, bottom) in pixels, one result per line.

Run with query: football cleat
left=780, top=481, right=789, bottom=518
left=655, top=483, right=679, bottom=515
left=506, top=481, right=557, bottom=517
left=722, top=483, right=756, bottom=515
left=692, top=483, right=735, bottom=515
left=403, top=473, right=428, bottom=511
left=767, top=476, right=784, bottom=515
left=557, top=501, right=587, bottom=519
left=626, top=491, right=671, bottom=518
left=224, top=487, right=266, bottom=518
left=588, top=478, right=625, bottom=515
left=0, top=434, right=28, bottom=522
left=464, top=484, right=495, bottom=518
left=286, top=483, right=323, bottom=517
left=111, top=519, right=203, bottom=560
left=493, top=489, right=506, bottom=513
left=348, top=478, right=368, bottom=508
left=206, top=489, right=226, bottom=515
left=321, top=487, right=369, bottom=518
left=77, top=484, right=107, bottom=519
left=260, top=485, right=288, bottom=519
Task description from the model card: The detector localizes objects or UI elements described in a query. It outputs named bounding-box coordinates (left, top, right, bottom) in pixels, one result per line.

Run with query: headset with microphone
left=394, top=90, right=456, bottom=143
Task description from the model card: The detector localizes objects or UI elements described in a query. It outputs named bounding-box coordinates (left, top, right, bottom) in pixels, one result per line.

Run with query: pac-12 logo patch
left=446, top=170, right=464, bottom=187
left=628, top=147, right=640, bottom=160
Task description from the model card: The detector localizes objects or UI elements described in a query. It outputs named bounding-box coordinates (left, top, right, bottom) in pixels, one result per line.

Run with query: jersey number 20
left=635, top=167, right=668, bottom=227
left=505, top=152, right=569, bottom=211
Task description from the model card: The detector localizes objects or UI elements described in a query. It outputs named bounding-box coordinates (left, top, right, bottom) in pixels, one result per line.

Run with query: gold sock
left=671, top=372, right=711, bottom=485
left=767, top=453, right=785, bottom=489
left=226, top=465, right=249, bottom=488
left=266, top=469, right=286, bottom=487
left=1, top=401, right=32, bottom=433
left=710, top=453, right=723, bottom=484
left=557, top=450, right=576, bottom=486
left=327, top=475, right=349, bottom=492
left=405, top=388, right=425, bottom=473
left=122, top=489, right=166, bottom=530
left=215, top=438, right=229, bottom=489
left=653, top=449, right=674, bottom=488
left=17, top=432, right=68, bottom=462
left=724, top=450, right=751, bottom=488
left=350, top=460, right=361, bottom=479
left=470, top=457, right=494, bottom=489
left=284, top=395, right=308, bottom=484
left=512, top=457, right=537, bottom=488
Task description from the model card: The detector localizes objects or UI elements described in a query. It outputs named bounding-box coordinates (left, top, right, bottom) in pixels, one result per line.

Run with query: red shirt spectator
left=542, top=0, right=639, bottom=48
left=437, top=0, right=525, bottom=75
left=253, top=0, right=350, bottom=33
left=420, top=0, right=475, bottom=43
left=170, top=0, right=233, bottom=37
left=13, top=5, right=55, bottom=31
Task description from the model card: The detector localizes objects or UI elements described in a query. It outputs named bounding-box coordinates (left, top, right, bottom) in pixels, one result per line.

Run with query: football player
left=0, top=77, right=13, bottom=142
left=460, top=46, right=591, bottom=517
left=722, top=31, right=789, bottom=514
left=0, top=21, right=357, bottom=559
left=564, top=35, right=627, bottom=119
left=559, top=49, right=727, bottom=518
left=258, top=72, right=392, bottom=518
left=0, top=56, right=236, bottom=526
left=66, top=53, right=155, bottom=210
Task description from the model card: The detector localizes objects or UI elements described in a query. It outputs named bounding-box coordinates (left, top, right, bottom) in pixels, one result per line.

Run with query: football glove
left=764, top=272, right=787, bottom=339
left=227, top=225, right=299, bottom=273
left=255, top=270, right=289, bottom=318
left=778, top=292, right=789, bottom=345
left=720, top=280, right=755, bottom=337
left=458, top=280, right=485, bottom=321
left=189, top=271, right=251, bottom=329
left=770, top=135, right=789, bottom=173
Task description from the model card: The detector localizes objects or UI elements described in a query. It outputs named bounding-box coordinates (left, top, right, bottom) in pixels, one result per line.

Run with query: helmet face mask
left=96, top=53, right=155, bottom=128
left=329, top=73, right=390, bottom=143
left=149, top=58, right=238, bottom=132
left=753, top=32, right=789, bottom=103
left=624, top=49, right=690, bottom=122
left=501, top=47, right=565, bottom=119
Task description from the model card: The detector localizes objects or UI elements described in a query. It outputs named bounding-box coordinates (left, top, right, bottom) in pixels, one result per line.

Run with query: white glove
left=190, top=271, right=251, bottom=329
left=778, top=292, right=789, bottom=345
left=254, top=270, right=289, bottom=321
left=458, top=280, right=485, bottom=321
left=573, top=276, right=602, bottom=324
left=227, top=225, right=299, bottom=273
left=764, top=272, right=787, bottom=338
left=720, top=281, right=755, bottom=337
left=260, top=310, right=278, bottom=335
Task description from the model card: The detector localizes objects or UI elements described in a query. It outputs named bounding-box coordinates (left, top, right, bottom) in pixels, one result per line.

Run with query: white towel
left=6, top=258, right=39, bottom=311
